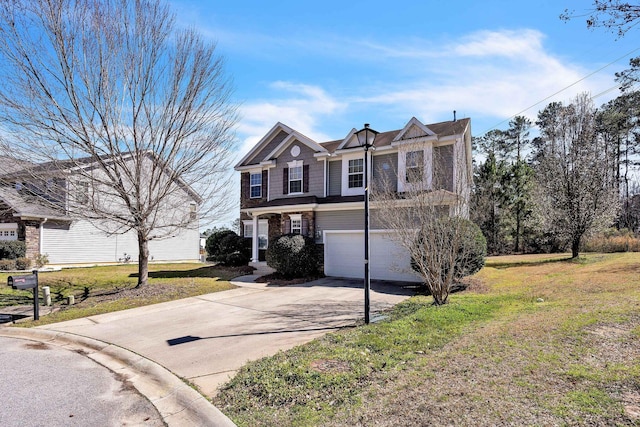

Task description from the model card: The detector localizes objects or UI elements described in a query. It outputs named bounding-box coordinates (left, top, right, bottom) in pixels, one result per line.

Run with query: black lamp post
left=354, top=123, right=378, bottom=324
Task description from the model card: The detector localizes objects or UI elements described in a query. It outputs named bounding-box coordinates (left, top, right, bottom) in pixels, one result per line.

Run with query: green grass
left=0, top=263, right=249, bottom=325
left=214, top=253, right=640, bottom=426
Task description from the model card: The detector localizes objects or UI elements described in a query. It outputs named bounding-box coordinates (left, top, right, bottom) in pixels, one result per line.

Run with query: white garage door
left=324, top=230, right=421, bottom=282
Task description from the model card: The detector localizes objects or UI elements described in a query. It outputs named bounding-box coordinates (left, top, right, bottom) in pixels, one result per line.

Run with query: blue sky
left=169, top=1, right=639, bottom=227
left=170, top=0, right=639, bottom=157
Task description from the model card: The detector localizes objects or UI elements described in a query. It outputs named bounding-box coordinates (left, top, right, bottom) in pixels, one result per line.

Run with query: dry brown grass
left=320, top=253, right=640, bottom=426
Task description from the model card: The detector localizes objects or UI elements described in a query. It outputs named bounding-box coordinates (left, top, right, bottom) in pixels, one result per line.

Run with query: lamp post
left=354, top=123, right=378, bottom=324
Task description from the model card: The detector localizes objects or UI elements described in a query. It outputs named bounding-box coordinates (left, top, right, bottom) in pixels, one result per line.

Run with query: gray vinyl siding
left=317, top=209, right=386, bottom=232
left=42, top=220, right=199, bottom=264
left=244, top=130, right=289, bottom=166
left=434, top=144, right=454, bottom=191
left=270, top=140, right=324, bottom=199
left=372, top=152, right=398, bottom=192
left=328, top=160, right=342, bottom=196
left=317, top=210, right=363, bottom=231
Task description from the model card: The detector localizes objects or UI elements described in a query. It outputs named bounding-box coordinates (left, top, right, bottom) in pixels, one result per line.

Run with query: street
left=0, top=336, right=163, bottom=427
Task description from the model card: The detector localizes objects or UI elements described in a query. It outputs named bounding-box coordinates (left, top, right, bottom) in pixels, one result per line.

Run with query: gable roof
left=238, top=117, right=471, bottom=168
left=235, top=122, right=329, bottom=168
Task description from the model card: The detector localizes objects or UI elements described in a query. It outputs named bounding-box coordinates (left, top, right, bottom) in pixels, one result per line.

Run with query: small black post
left=32, top=270, right=39, bottom=321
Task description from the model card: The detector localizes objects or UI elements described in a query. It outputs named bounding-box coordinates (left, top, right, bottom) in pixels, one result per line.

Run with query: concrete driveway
left=36, top=275, right=414, bottom=398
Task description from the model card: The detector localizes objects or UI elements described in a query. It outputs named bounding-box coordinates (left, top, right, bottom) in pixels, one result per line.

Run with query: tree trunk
left=571, top=238, right=580, bottom=259
left=137, top=232, right=149, bottom=288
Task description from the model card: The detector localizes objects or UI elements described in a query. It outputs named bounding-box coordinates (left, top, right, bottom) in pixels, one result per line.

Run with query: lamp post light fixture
left=354, top=123, right=379, bottom=324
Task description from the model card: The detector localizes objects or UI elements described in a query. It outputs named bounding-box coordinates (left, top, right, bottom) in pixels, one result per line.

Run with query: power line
left=481, top=45, right=640, bottom=134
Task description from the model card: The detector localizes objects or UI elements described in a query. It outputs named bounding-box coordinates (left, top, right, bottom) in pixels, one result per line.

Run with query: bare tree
left=372, top=137, right=485, bottom=305
left=533, top=93, right=619, bottom=258
left=0, top=0, right=237, bottom=286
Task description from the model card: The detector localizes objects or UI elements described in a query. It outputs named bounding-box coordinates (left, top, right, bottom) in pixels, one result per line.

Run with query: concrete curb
left=0, top=327, right=236, bottom=427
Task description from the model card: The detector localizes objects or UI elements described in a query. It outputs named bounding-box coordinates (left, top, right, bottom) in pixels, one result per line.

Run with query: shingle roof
left=0, top=185, right=69, bottom=220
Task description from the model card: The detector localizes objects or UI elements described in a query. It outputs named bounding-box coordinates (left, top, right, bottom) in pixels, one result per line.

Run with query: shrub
left=411, top=217, right=487, bottom=304
left=205, top=229, right=251, bottom=266
left=15, top=257, right=31, bottom=270
left=0, top=259, right=15, bottom=270
left=0, top=241, right=26, bottom=260
left=266, top=234, right=322, bottom=278
left=34, top=253, right=49, bottom=268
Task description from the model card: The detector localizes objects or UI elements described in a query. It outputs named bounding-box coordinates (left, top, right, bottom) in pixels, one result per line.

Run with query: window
left=290, top=214, right=302, bottom=234
left=348, top=158, right=364, bottom=188
left=243, top=220, right=268, bottom=249
left=243, top=223, right=253, bottom=238
left=76, top=181, right=89, bottom=204
left=250, top=173, right=262, bottom=198
left=405, top=151, right=424, bottom=183
left=0, top=224, right=18, bottom=241
left=289, top=165, right=303, bottom=194
left=189, top=203, right=197, bottom=220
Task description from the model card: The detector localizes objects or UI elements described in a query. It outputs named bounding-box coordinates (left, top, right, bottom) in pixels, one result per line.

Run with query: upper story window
left=289, top=165, right=303, bottom=194
left=76, top=181, right=89, bottom=204
left=405, top=150, right=424, bottom=183
left=250, top=173, right=262, bottom=198
left=348, top=158, right=364, bottom=188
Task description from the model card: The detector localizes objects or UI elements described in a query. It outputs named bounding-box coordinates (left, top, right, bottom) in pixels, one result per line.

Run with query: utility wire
left=482, top=45, right=640, bottom=134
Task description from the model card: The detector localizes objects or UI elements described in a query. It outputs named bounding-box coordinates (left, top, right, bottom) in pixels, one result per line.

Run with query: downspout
left=39, top=218, right=48, bottom=258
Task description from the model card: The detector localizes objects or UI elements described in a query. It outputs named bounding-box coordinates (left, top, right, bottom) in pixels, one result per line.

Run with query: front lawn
left=0, top=263, right=251, bottom=325
left=214, top=253, right=640, bottom=426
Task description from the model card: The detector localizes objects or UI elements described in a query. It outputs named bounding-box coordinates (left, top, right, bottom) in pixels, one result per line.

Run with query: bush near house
left=266, top=234, right=322, bottom=278
left=205, top=229, right=251, bottom=267
left=0, top=259, right=15, bottom=270
left=0, top=241, right=26, bottom=260
left=15, top=257, right=31, bottom=270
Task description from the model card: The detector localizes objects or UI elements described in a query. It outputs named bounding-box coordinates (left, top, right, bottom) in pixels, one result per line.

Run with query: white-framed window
left=258, top=220, right=268, bottom=249
left=243, top=222, right=253, bottom=238
left=243, top=220, right=269, bottom=250
left=250, top=172, right=262, bottom=198
left=76, top=181, right=89, bottom=204
left=0, top=223, right=18, bottom=241
left=341, top=152, right=368, bottom=196
left=289, top=164, right=303, bottom=194
left=348, top=158, right=364, bottom=188
left=289, top=214, right=302, bottom=235
left=405, top=150, right=424, bottom=183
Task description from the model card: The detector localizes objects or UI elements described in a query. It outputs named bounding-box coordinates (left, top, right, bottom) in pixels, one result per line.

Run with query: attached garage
left=323, top=230, right=421, bottom=282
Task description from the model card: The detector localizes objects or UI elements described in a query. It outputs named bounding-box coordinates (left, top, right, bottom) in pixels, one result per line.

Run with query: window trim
left=288, top=160, right=303, bottom=195
left=289, top=214, right=302, bottom=235
left=405, top=150, right=424, bottom=184
left=249, top=172, right=262, bottom=198
left=341, top=151, right=367, bottom=196
left=347, top=158, right=364, bottom=189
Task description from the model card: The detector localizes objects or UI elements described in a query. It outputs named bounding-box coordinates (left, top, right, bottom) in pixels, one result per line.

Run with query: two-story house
left=235, top=116, right=473, bottom=282
left=0, top=153, right=201, bottom=265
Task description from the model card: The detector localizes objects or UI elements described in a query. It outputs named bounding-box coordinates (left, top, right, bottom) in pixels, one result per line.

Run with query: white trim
left=341, top=151, right=367, bottom=196
left=335, top=128, right=359, bottom=150
left=249, top=171, right=262, bottom=199
left=0, top=223, right=18, bottom=230
left=287, top=160, right=304, bottom=195
left=234, top=122, right=294, bottom=169
left=393, top=117, right=436, bottom=141
left=263, top=132, right=327, bottom=162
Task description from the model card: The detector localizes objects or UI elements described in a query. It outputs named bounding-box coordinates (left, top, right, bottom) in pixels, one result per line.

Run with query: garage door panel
left=324, top=231, right=421, bottom=282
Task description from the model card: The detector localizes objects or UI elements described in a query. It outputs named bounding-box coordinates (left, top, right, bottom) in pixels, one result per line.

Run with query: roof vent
left=453, top=110, right=457, bottom=122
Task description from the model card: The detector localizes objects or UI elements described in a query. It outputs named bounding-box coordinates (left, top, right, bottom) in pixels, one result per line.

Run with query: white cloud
left=236, top=82, right=347, bottom=159
left=355, top=29, right=616, bottom=133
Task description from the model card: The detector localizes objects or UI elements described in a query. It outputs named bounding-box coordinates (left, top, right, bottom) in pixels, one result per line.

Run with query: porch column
left=251, top=215, right=259, bottom=263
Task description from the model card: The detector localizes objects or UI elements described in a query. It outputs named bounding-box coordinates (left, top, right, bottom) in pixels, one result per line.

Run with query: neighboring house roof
left=0, top=185, right=69, bottom=221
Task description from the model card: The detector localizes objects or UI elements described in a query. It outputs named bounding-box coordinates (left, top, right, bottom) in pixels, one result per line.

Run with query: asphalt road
left=0, top=336, right=164, bottom=427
